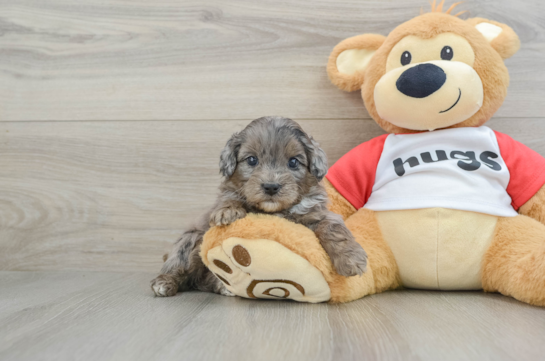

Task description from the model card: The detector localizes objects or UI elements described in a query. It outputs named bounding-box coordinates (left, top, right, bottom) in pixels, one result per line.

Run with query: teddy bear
left=200, top=2, right=545, bottom=305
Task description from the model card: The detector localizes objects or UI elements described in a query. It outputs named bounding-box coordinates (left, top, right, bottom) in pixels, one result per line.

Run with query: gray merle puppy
left=151, top=116, right=367, bottom=297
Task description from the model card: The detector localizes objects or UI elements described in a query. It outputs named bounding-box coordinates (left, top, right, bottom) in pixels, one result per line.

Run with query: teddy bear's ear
left=466, top=17, right=520, bottom=59
left=327, top=34, right=386, bottom=92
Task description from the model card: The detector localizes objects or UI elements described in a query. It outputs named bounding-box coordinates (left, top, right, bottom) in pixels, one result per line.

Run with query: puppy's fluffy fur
left=151, top=116, right=367, bottom=297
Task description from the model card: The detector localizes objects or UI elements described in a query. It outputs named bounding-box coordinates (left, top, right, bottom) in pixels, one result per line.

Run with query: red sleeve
left=325, top=134, right=388, bottom=209
left=494, top=131, right=545, bottom=210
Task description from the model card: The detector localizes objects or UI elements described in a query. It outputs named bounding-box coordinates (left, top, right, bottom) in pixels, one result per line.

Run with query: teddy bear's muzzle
left=374, top=60, right=483, bottom=131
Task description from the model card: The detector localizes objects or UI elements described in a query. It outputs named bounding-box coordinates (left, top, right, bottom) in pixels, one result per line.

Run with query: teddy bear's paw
left=150, top=274, right=178, bottom=297
left=206, top=237, right=331, bottom=303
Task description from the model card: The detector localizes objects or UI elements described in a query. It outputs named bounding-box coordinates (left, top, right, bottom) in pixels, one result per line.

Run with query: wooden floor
left=1, top=0, right=545, bottom=360
left=0, top=271, right=544, bottom=361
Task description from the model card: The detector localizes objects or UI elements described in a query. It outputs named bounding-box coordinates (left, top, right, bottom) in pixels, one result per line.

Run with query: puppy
left=151, top=116, right=367, bottom=297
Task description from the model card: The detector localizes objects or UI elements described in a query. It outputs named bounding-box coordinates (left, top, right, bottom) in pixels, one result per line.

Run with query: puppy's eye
left=401, top=51, right=411, bottom=66
left=441, top=46, right=453, bottom=60
left=288, top=158, right=299, bottom=169
left=246, top=156, right=258, bottom=166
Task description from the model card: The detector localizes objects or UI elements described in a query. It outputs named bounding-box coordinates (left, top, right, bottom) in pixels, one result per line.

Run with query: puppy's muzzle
left=396, top=63, right=446, bottom=98
left=262, top=183, right=282, bottom=196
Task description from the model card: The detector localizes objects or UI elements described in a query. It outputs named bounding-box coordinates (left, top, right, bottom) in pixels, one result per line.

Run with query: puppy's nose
left=396, top=63, right=446, bottom=98
left=262, top=183, right=282, bottom=195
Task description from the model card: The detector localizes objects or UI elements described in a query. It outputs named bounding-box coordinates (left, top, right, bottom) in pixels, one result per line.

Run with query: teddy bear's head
left=327, top=1, right=520, bottom=133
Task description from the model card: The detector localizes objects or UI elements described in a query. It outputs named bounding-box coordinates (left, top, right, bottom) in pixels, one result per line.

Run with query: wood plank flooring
left=0, top=0, right=544, bottom=121
left=1, top=118, right=544, bottom=272
left=0, top=118, right=386, bottom=272
left=1, top=271, right=544, bottom=361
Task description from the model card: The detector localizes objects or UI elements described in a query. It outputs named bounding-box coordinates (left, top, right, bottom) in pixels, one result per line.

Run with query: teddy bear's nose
left=396, top=63, right=447, bottom=98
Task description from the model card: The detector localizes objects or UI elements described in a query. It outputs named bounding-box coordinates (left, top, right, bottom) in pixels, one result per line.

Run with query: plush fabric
left=328, top=12, right=514, bottom=134
left=201, top=4, right=545, bottom=305
left=494, top=133, right=545, bottom=209
left=482, top=215, right=545, bottom=306
left=374, top=60, right=484, bottom=131
left=327, top=127, right=544, bottom=218
left=325, top=135, right=388, bottom=209
left=323, top=178, right=356, bottom=220
left=465, top=17, right=521, bottom=59
left=201, top=214, right=376, bottom=303
left=343, top=208, right=401, bottom=294
left=327, top=34, right=386, bottom=92
left=520, top=185, right=545, bottom=224
left=376, top=208, right=497, bottom=290
left=205, top=236, right=332, bottom=303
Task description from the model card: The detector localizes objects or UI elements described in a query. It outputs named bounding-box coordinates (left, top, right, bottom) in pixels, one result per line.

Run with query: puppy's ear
left=327, top=34, right=386, bottom=92
left=300, top=135, right=328, bottom=181
left=219, top=132, right=242, bottom=178
left=466, top=17, right=520, bottom=59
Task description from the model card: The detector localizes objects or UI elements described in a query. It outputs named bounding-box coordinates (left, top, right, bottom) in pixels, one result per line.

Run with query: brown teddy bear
left=201, top=2, right=545, bottom=305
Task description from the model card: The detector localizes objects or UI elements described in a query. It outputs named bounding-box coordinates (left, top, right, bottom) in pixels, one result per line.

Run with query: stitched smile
left=439, top=88, right=461, bottom=113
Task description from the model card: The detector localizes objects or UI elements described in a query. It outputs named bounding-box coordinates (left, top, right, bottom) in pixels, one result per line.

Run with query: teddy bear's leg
left=344, top=208, right=402, bottom=294
left=519, top=184, right=545, bottom=224
left=323, top=179, right=357, bottom=220
left=481, top=215, right=545, bottom=306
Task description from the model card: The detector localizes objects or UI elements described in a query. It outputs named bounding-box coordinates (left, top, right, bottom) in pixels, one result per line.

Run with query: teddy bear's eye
left=400, top=51, right=412, bottom=66
left=441, top=46, right=453, bottom=60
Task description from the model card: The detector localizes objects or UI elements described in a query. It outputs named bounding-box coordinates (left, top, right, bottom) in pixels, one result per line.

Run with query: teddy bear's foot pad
left=206, top=237, right=331, bottom=303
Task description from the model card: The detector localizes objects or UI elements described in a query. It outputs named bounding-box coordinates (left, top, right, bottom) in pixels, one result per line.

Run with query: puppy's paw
left=219, top=287, right=235, bottom=297
left=330, top=242, right=368, bottom=277
left=209, top=207, right=247, bottom=227
left=150, top=274, right=178, bottom=297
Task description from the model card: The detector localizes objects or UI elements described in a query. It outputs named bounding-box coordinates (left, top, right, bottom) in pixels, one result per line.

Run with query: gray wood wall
left=1, top=0, right=544, bottom=272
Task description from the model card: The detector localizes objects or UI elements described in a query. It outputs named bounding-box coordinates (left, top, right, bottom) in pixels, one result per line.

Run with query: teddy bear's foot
left=205, top=237, right=331, bottom=303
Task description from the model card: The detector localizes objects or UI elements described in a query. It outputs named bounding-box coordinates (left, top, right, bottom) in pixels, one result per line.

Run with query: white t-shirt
left=326, top=126, right=545, bottom=217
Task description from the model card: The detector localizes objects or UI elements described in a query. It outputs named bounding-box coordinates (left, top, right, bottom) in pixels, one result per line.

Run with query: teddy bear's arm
left=519, top=184, right=545, bottom=224
left=324, top=178, right=357, bottom=220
